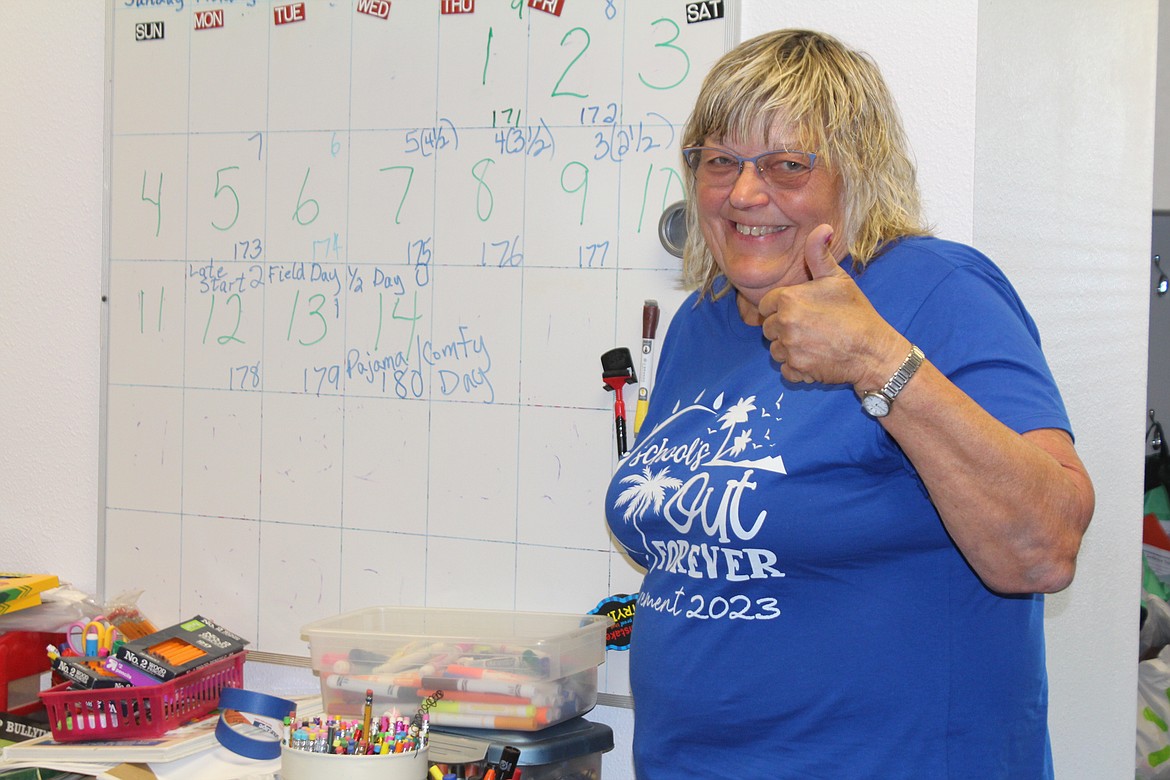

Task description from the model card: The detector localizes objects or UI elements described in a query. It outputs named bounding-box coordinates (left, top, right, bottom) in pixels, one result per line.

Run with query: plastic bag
left=0, top=586, right=159, bottom=638
left=1138, top=644, right=1170, bottom=778
left=0, top=584, right=93, bottom=633
left=1143, top=593, right=1170, bottom=661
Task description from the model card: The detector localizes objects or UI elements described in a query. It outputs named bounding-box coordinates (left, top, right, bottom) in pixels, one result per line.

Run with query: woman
left=605, top=29, right=1094, bottom=779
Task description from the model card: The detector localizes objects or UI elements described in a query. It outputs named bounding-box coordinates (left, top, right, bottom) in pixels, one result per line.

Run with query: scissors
left=65, top=618, right=118, bottom=658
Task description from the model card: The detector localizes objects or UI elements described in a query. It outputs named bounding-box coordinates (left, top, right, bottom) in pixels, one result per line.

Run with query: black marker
left=496, top=745, right=521, bottom=779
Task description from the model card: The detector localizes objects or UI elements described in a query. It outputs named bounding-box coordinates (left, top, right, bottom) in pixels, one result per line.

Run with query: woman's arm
left=860, top=346, right=1093, bottom=594
left=759, top=225, right=1095, bottom=594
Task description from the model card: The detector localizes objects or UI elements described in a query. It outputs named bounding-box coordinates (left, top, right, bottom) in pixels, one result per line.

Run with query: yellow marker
left=429, top=766, right=446, bottom=780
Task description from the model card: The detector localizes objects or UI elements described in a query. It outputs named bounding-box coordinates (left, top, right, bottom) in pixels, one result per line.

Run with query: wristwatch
left=860, top=345, right=925, bottom=419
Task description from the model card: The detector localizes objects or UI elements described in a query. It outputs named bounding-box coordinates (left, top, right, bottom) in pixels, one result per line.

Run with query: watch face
left=861, top=391, right=890, bottom=418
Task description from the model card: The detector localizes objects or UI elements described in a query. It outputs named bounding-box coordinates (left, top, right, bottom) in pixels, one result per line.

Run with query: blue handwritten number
left=230, top=362, right=260, bottom=390
left=312, top=233, right=342, bottom=262
left=481, top=236, right=523, bottom=268
left=233, top=239, right=262, bottom=260
left=407, top=238, right=432, bottom=287
left=578, top=241, right=609, bottom=268
left=248, top=132, right=263, bottom=161
left=305, top=365, right=340, bottom=396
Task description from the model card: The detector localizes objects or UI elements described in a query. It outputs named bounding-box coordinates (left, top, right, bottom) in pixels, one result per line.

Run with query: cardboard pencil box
left=113, top=615, right=248, bottom=683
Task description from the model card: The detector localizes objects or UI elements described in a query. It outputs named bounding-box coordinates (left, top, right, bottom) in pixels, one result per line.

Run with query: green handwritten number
left=471, top=158, right=495, bottom=222
left=392, top=290, right=422, bottom=360
left=560, top=162, right=590, bottom=226
left=201, top=293, right=245, bottom=346
left=483, top=26, right=493, bottom=85
left=138, top=287, right=164, bottom=333
left=293, top=167, right=320, bottom=226
left=374, top=293, right=384, bottom=352
left=378, top=165, right=415, bottom=225
left=638, top=164, right=684, bottom=233
left=638, top=18, right=690, bottom=91
left=218, top=293, right=245, bottom=344
left=141, top=170, right=162, bottom=237
left=203, top=294, right=215, bottom=344
left=212, top=166, right=240, bottom=232
left=510, top=0, right=523, bottom=19
left=288, top=290, right=328, bottom=346
left=551, top=27, right=591, bottom=99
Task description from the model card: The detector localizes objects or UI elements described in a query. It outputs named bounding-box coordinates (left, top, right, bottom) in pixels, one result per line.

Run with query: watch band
left=879, top=344, right=925, bottom=403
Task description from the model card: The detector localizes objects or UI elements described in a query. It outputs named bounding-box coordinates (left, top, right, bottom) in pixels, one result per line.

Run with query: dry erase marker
left=497, top=745, right=522, bottom=780
left=633, top=299, right=660, bottom=437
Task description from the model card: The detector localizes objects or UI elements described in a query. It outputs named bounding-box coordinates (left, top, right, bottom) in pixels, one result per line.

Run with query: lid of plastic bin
left=428, top=716, right=614, bottom=766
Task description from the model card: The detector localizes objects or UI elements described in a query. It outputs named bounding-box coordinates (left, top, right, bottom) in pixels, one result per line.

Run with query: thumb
left=804, top=223, right=843, bottom=280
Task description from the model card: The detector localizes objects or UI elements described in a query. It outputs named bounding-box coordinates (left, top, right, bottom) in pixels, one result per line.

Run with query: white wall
left=0, top=3, right=104, bottom=593
left=972, top=4, right=1154, bottom=777
left=0, top=2, right=1154, bottom=778
left=1156, top=0, right=1170, bottom=211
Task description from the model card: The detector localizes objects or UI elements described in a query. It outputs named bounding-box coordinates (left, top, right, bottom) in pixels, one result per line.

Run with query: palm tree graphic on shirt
left=614, top=392, right=787, bottom=560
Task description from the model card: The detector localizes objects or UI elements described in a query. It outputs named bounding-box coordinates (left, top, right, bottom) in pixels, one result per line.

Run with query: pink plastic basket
left=40, top=651, right=244, bottom=741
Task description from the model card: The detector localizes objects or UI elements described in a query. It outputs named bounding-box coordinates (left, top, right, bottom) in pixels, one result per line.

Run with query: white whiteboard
left=100, top=0, right=737, bottom=699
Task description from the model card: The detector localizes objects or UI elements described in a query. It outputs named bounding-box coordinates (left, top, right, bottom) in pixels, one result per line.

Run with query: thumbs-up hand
left=758, top=224, right=903, bottom=387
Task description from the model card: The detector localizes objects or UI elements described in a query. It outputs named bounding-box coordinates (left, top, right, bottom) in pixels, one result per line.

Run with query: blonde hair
left=680, top=29, right=930, bottom=299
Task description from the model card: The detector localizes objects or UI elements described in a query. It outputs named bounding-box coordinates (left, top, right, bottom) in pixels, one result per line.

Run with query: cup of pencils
left=281, top=745, right=429, bottom=780
left=280, top=690, right=429, bottom=780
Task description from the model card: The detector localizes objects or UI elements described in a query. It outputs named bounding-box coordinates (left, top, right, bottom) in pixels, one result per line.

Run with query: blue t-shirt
left=605, top=237, right=1070, bottom=779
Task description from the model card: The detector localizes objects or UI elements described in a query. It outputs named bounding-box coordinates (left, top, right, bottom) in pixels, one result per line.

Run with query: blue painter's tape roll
left=215, top=687, right=296, bottom=760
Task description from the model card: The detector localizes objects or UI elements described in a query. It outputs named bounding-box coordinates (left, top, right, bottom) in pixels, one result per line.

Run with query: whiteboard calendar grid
left=100, top=0, right=736, bottom=699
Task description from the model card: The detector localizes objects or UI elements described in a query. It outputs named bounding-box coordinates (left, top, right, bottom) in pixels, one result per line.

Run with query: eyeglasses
left=682, top=146, right=818, bottom=190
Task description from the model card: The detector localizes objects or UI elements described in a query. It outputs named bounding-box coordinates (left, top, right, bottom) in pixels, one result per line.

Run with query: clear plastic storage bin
left=301, top=607, right=611, bottom=732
